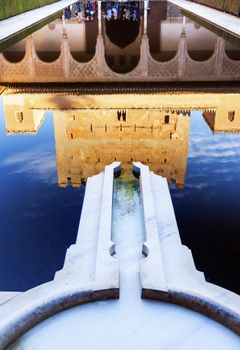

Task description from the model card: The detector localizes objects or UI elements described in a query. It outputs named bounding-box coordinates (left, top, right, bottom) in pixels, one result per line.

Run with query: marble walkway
left=0, top=0, right=76, bottom=45
left=7, top=169, right=240, bottom=350
left=170, top=0, right=240, bottom=38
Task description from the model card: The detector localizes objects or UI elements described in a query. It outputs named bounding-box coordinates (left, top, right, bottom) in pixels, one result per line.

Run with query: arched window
left=164, top=115, right=170, bottom=124
left=228, top=111, right=235, bottom=122
left=15, top=111, right=23, bottom=123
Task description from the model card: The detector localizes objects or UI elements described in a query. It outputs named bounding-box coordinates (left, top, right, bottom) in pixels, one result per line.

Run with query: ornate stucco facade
left=53, top=109, right=190, bottom=187
left=1, top=33, right=239, bottom=82
left=0, top=0, right=240, bottom=83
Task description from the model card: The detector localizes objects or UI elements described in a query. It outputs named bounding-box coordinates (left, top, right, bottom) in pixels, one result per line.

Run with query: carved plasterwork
left=1, top=33, right=240, bottom=82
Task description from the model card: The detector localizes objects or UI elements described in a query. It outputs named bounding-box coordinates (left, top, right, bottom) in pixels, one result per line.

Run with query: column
left=96, top=0, right=105, bottom=78
left=61, top=19, right=70, bottom=79
left=215, top=37, right=225, bottom=78
left=182, top=15, right=186, bottom=34
left=144, top=1, right=148, bottom=35
left=25, top=36, right=35, bottom=80
left=98, top=1, right=102, bottom=35
left=62, top=11, right=67, bottom=36
left=178, top=30, right=187, bottom=78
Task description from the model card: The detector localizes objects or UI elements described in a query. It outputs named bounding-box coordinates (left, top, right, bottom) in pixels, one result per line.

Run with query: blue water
left=0, top=99, right=85, bottom=291
left=0, top=99, right=239, bottom=294
left=171, top=112, right=240, bottom=294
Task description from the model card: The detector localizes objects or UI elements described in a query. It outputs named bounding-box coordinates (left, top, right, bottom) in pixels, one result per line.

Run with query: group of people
left=64, top=1, right=97, bottom=21
left=104, top=1, right=141, bottom=21
left=64, top=1, right=142, bottom=22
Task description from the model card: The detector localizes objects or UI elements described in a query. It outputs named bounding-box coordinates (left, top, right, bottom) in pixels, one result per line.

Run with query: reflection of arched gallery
left=2, top=19, right=98, bottom=64
left=104, top=20, right=141, bottom=73
left=1, top=1, right=240, bottom=82
left=147, top=1, right=216, bottom=62
left=0, top=1, right=220, bottom=66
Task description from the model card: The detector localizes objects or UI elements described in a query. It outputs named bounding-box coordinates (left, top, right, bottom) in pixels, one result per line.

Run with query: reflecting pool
left=0, top=99, right=85, bottom=291
left=0, top=0, right=240, bottom=297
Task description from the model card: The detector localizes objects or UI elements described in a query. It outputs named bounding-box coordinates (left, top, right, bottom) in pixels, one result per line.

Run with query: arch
left=33, top=50, right=61, bottom=63
left=148, top=31, right=179, bottom=62
left=105, top=53, right=140, bottom=74
left=34, top=50, right=61, bottom=63
left=187, top=49, right=215, bottom=62
left=32, top=24, right=61, bottom=62
left=104, top=18, right=141, bottom=74
left=15, top=111, right=24, bottom=123
left=164, top=115, right=170, bottom=124
left=102, top=0, right=141, bottom=48
left=69, top=21, right=98, bottom=63
left=148, top=1, right=178, bottom=63
left=225, top=42, right=240, bottom=61
left=2, top=40, right=26, bottom=63
left=148, top=29, right=179, bottom=62
left=186, top=24, right=216, bottom=62
left=105, top=19, right=140, bottom=49
left=228, top=111, right=235, bottom=122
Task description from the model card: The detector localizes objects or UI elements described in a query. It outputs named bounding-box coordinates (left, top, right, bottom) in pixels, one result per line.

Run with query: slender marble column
left=98, top=1, right=102, bottom=35
left=182, top=15, right=186, bottom=34
left=144, top=1, right=148, bottom=35
left=25, top=36, right=35, bottom=79
left=215, top=37, right=225, bottom=77
left=61, top=19, right=70, bottom=78
left=62, top=12, right=67, bottom=36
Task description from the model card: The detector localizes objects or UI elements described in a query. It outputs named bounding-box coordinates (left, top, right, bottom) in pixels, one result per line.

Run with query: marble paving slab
left=170, top=0, right=240, bottom=38
left=133, top=162, right=240, bottom=334
left=0, top=0, right=76, bottom=43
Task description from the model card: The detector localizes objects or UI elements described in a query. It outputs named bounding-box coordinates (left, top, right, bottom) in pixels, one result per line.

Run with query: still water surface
left=0, top=99, right=240, bottom=293
left=171, top=112, right=240, bottom=294
left=0, top=99, right=84, bottom=291
left=0, top=0, right=240, bottom=296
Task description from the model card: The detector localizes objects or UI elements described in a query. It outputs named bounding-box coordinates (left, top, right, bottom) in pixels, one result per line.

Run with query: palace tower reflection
left=2, top=92, right=192, bottom=188
left=203, top=102, right=240, bottom=133
left=3, top=91, right=240, bottom=188
left=53, top=109, right=189, bottom=188
left=4, top=102, right=45, bottom=135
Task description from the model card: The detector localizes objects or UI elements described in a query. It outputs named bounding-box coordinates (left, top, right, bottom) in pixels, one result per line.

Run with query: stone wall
left=53, top=109, right=190, bottom=187
left=190, top=0, right=240, bottom=17
left=0, top=0, right=58, bottom=20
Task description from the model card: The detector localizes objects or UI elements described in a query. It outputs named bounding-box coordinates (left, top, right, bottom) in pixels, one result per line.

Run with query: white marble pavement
left=0, top=0, right=76, bottom=45
left=133, top=162, right=240, bottom=334
left=170, top=0, right=240, bottom=38
left=7, top=167, right=240, bottom=350
left=0, top=162, right=239, bottom=350
left=0, top=162, right=121, bottom=350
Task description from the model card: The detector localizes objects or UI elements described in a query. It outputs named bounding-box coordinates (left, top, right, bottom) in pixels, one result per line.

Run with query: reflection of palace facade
left=4, top=102, right=45, bottom=135
left=3, top=91, right=240, bottom=186
left=2, top=92, right=192, bottom=188
left=53, top=109, right=189, bottom=188
left=203, top=99, right=240, bottom=133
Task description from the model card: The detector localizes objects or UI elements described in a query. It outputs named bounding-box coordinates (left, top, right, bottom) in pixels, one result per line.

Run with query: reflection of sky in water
left=0, top=100, right=239, bottom=294
left=171, top=112, right=240, bottom=294
left=0, top=98, right=85, bottom=291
